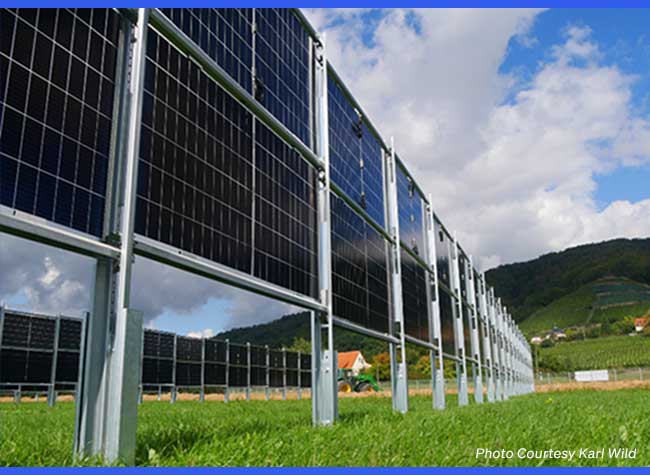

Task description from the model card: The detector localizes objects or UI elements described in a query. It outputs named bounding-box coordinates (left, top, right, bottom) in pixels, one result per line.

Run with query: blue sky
left=499, top=9, right=650, bottom=210
left=2, top=8, right=649, bottom=338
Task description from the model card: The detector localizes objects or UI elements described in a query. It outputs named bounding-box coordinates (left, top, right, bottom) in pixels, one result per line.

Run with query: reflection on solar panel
left=438, top=291, right=456, bottom=356
left=401, top=248, right=429, bottom=341
left=0, top=8, right=121, bottom=237
left=255, top=9, right=311, bottom=146
left=136, top=29, right=317, bottom=297
left=434, top=219, right=451, bottom=288
left=397, top=164, right=424, bottom=256
left=328, top=76, right=385, bottom=228
left=331, top=193, right=390, bottom=333
left=159, top=8, right=253, bottom=93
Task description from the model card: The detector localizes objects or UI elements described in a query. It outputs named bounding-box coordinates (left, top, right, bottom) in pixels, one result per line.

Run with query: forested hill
left=485, top=238, right=650, bottom=323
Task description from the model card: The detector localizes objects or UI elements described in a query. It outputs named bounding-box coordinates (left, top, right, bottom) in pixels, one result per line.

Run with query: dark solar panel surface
left=159, top=8, right=253, bottom=93
left=331, top=193, right=390, bottom=333
left=1, top=9, right=121, bottom=237
left=396, top=164, right=424, bottom=256
left=401, top=248, right=429, bottom=341
left=254, top=9, right=311, bottom=146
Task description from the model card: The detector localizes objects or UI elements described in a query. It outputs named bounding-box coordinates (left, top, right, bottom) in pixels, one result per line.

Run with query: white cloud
left=306, top=9, right=650, bottom=270
left=187, top=328, right=215, bottom=339
left=2, top=9, right=649, bottom=324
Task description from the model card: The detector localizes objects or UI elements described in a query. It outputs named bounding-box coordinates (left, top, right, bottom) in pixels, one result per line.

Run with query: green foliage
left=486, top=238, right=650, bottom=323
left=2, top=391, right=650, bottom=466
left=642, top=326, right=650, bottom=338
left=612, top=317, right=635, bottom=335
left=540, top=338, right=555, bottom=348
left=286, top=337, right=311, bottom=354
left=537, top=335, right=650, bottom=371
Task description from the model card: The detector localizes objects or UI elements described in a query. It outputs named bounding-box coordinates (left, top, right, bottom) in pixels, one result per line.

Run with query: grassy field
left=1, top=390, right=649, bottom=467
left=538, top=335, right=650, bottom=371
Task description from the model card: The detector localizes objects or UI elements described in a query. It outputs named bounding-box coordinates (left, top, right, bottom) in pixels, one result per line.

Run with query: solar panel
left=331, top=193, right=390, bottom=333
left=251, top=366, right=266, bottom=386
left=327, top=76, right=386, bottom=228
left=360, top=123, right=385, bottom=227
left=58, top=318, right=81, bottom=350
left=463, top=304, right=472, bottom=359
left=1, top=312, right=30, bottom=347
left=401, top=248, right=429, bottom=341
left=0, top=9, right=121, bottom=237
left=269, top=369, right=283, bottom=388
left=176, top=336, right=202, bottom=362
left=438, top=290, right=456, bottom=356
left=205, top=339, right=227, bottom=362
left=254, top=9, right=311, bottom=146
left=228, top=364, right=247, bottom=387
left=253, top=120, right=318, bottom=297
left=159, top=8, right=253, bottom=93
left=137, top=29, right=317, bottom=297
left=396, top=164, right=424, bottom=256
left=286, top=369, right=298, bottom=387
left=458, top=254, right=468, bottom=303
left=204, top=362, right=226, bottom=385
left=434, top=219, right=451, bottom=288
left=55, top=350, right=79, bottom=383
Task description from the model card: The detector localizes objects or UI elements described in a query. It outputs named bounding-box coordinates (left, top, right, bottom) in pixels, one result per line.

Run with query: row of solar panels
left=0, top=9, right=530, bottom=365
left=0, top=310, right=311, bottom=389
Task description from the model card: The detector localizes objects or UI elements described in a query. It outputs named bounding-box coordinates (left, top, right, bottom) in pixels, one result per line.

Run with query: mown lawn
left=1, top=390, right=648, bottom=467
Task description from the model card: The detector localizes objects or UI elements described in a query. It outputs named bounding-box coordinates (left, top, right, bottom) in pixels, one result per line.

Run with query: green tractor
left=337, top=369, right=381, bottom=393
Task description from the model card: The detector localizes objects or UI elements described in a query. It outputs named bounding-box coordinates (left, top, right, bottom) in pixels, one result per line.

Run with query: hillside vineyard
left=0, top=8, right=533, bottom=463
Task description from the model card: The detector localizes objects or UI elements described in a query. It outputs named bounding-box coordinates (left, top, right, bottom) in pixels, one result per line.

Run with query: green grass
left=591, top=303, right=650, bottom=324
left=538, top=335, right=650, bottom=371
left=2, top=390, right=650, bottom=467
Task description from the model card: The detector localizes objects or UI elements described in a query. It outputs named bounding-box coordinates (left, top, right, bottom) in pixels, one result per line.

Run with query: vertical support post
left=497, top=300, right=508, bottom=400
left=265, top=345, right=270, bottom=401
left=224, top=339, right=230, bottom=403
left=297, top=351, right=302, bottom=400
left=467, top=257, right=483, bottom=404
left=451, top=236, right=468, bottom=406
left=282, top=347, right=287, bottom=400
left=386, top=138, right=408, bottom=414
left=0, top=306, right=4, bottom=387
left=74, top=9, right=148, bottom=465
left=200, top=339, right=206, bottom=402
left=48, top=315, right=61, bottom=407
left=479, top=275, right=495, bottom=403
left=246, top=342, right=251, bottom=401
left=424, top=198, right=444, bottom=410
left=312, top=33, right=337, bottom=425
left=170, top=335, right=177, bottom=403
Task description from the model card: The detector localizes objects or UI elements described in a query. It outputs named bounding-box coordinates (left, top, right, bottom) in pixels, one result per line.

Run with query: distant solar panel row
left=0, top=8, right=121, bottom=237
left=0, top=311, right=82, bottom=387
left=0, top=311, right=310, bottom=390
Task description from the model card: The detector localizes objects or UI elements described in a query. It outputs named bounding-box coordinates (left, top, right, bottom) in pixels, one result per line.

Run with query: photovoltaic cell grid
left=204, top=339, right=226, bottom=385
left=137, top=28, right=253, bottom=272
left=331, top=193, right=390, bottom=333
left=0, top=9, right=121, bottom=237
left=327, top=75, right=386, bottom=228
left=142, top=330, right=174, bottom=386
left=254, top=9, right=311, bottom=146
left=175, top=335, right=202, bottom=387
left=253, top=121, right=318, bottom=297
left=137, top=30, right=317, bottom=297
left=0, top=312, right=79, bottom=386
left=401, top=248, right=429, bottom=341
left=328, top=75, right=361, bottom=206
left=360, top=123, right=385, bottom=228
left=438, top=289, right=456, bottom=357
left=396, top=163, right=424, bottom=256
left=159, top=8, right=253, bottom=93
